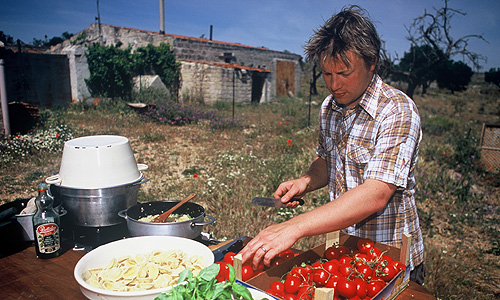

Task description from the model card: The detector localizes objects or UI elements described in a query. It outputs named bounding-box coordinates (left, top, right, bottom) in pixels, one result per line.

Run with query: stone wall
left=180, top=61, right=270, bottom=104
left=50, top=24, right=302, bottom=103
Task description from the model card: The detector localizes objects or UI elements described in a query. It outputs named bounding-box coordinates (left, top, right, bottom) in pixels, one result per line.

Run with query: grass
left=1, top=74, right=499, bottom=299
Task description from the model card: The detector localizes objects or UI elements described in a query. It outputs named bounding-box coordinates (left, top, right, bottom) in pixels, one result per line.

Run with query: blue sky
left=1, top=0, right=499, bottom=70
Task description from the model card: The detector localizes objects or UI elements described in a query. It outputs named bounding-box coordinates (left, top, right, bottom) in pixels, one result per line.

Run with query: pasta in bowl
left=74, top=236, right=214, bottom=300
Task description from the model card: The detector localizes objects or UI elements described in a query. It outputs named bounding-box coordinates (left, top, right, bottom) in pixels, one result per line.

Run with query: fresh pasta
left=138, top=213, right=191, bottom=223
left=82, top=249, right=206, bottom=292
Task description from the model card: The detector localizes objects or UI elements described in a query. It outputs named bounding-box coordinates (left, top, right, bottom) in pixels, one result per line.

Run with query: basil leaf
left=199, top=263, right=220, bottom=282
left=232, top=283, right=253, bottom=300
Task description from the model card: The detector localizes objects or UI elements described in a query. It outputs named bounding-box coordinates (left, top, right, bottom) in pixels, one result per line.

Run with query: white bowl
left=50, top=135, right=147, bottom=188
left=74, top=236, right=214, bottom=300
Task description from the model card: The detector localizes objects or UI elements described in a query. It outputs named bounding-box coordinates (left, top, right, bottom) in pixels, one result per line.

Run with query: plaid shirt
left=317, top=74, right=424, bottom=269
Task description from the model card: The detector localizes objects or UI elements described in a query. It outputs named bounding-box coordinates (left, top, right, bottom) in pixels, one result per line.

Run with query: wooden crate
left=238, top=231, right=411, bottom=300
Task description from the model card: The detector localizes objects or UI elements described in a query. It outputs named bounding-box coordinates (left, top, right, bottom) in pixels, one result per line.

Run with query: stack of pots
left=47, top=135, right=148, bottom=227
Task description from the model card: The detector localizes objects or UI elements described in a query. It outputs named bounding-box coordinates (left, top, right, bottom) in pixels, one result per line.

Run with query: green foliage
left=395, top=45, right=442, bottom=92
left=485, top=68, right=500, bottom=88
left=421, top=115, right=458, bottom=136
left=86, top=42, right=181, bottom=100
left=130, top=43, right=181, bottom=92
left=85, top=43, right=133, bottom=99
left=436, top=60, right=473, bottom=93
left=154, top=264, right=252, bottom=300
left=32, top=32, right=73, bottom=47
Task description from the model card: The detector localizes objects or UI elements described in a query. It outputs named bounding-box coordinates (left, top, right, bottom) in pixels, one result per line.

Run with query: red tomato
left=339, top=255, right=352, bottom=266
left=356, top=264, right=374, bottom=279
left=270, top=281, right=285, bottom=297
left=284, top=294, right=298, bottom=300
left=352, top=253, right=370, bottom=268
left=313, top=269, right=329, bottom=286
left=325, top=274, right=340, bottom=289
left=337, top=277, right=357, bottom=299
left=223, top=252, right=236, bottom=265
left=379, top=260, right=399, bottom=282
left=367, top=281, right=385, bottom=297
left=297, top=285, right=315, bottom=300
left=381, top=254, right=393, bottom=264
left=216, top=262, right=230, bottom=282
left=323, top=259, right=340, bottom=273
left=271, top=256, right=286, bottom=267
left=289, top=266, right=309, bottom=280
left=354, top=277, right=368, bottom=299
left=324, top=246, right=341, bottom=260
left=368, top=247, right=382, bottom=260
left=241, top=265, right=254, bottom=281
left=393, top=260, right=406, bottom=272
left=338, top=245, right=350, bottom=256
left=357, top=238, right=375, bottom=254
left=284, top=276, right=301, bottom=294
left=338, top=264, right=353, bottom=279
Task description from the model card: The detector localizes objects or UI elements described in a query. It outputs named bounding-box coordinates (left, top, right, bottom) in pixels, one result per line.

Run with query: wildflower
left=287, top=139, right=292, bottom=143
left=193, top=174, right=199, bottom=179
left=286, top=122, right=289, bottom=125
left=278, top=122, right=282, bottom=125
left=55, top=134, right=60, bottom=138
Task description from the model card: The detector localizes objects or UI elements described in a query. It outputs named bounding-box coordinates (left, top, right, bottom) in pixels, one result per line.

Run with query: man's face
left=321, top=51, right=376, bottom=109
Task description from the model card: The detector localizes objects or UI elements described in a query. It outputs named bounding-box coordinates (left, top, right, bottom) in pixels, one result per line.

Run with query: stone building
left=49, top=23, right=303, bottom=105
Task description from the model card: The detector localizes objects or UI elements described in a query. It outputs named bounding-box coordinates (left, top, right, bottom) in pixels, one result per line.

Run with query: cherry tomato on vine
left=379, top=260, right=399, bottom=282
left=216, top=262, right=230, bottom=282
left=324, top=246, right=341, bottom=260
left=223, top=252, right=236, bottom=265
left=357, top=238, right=375, bottom=254
left=393, top=260, right=407, bottom=272
left=356, top=264, right=374, bottom=279
left=270, top=280, right=285, bottom=297
left=284, top=294, right=297, bottom=300
left=284, top=276, right=301, bottom=294
left=368, top=247, right=382, bottom=260
left=367, top=280, right=385, bottom=297
left=297, top=285, right=315, bottom=300
left=313, top=269, right=329, bottom=286
left=323, top=259, right=340, bottom=273
left=353, top=277, right=368, bottom=299
left=241, top=265, right=254, bottom=281
left=338, top=245, right=350, bottom=256
left=337, top=277, right=357, bottom=299
left=339, top=255, right=352, bottom=266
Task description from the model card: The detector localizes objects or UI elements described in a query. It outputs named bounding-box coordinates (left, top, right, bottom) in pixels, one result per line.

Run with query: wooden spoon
left=152, top=193, right=197, bottom=223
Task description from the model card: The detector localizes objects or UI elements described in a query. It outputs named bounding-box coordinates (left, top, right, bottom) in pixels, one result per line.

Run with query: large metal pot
left=49, top=176, right=148, bottom=227
left=118, top=201, right=216, bottom=239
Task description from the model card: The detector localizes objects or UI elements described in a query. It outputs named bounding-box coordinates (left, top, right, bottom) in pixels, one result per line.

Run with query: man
left=240, top=6, right=425, bottom=284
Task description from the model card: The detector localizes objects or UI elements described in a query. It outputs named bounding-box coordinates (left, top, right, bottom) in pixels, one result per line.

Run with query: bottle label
left=35, top=223, right=60, bottom=254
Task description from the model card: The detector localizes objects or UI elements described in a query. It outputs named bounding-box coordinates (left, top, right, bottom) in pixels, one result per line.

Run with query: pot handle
left=137, top=164, right=148, bottom=171
left=118, top=209, right=128, bottom=220
left=191, top=215, right=215, bottom=227
left=46, top=174, right=62, bottom=185
left=132, top=178, right=150, bottom=186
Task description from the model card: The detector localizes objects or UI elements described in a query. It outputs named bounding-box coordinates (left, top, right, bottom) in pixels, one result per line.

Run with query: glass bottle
left=32, top=183, right=61, bottom=259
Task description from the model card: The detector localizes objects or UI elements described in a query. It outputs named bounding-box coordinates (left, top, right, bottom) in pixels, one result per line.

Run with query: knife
left=252, top=197, right=304, bottom=208
left=212, top=236, right=248, bottom=262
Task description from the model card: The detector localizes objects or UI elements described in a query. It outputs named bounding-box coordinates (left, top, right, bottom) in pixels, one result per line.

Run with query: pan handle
left=191, top=215, right=215, bottom=227
left=118, top=209, right=128, bottom=219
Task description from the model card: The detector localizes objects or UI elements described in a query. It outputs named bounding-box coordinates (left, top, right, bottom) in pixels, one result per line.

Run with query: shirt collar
left=329, top=74, right=381, bottom=119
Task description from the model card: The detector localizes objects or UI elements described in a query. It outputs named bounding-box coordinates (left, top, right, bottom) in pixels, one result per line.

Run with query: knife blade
left=212, top=236, right=248, bottom=262
left=252, top=197, right=304, bottom=208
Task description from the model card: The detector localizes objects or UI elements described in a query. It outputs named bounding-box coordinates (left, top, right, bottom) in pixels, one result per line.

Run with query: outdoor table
left=0, top=241, right=436, bottom=300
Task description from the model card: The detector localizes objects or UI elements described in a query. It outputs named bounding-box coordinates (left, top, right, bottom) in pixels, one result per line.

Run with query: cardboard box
left=244, top=231, right=411, bottom=300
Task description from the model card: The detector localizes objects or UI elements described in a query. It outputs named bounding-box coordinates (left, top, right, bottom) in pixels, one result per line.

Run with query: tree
left=435, top=59, right=473, bottom=93
left=32, top=32, right=74, bottom=47
left=386, top=0, right=487, bottom=98
left=485, top=68, right=500, bottom=89
left=0, top=31, right=14, bottom=44
left=394, top=45, right=442, bottom=96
